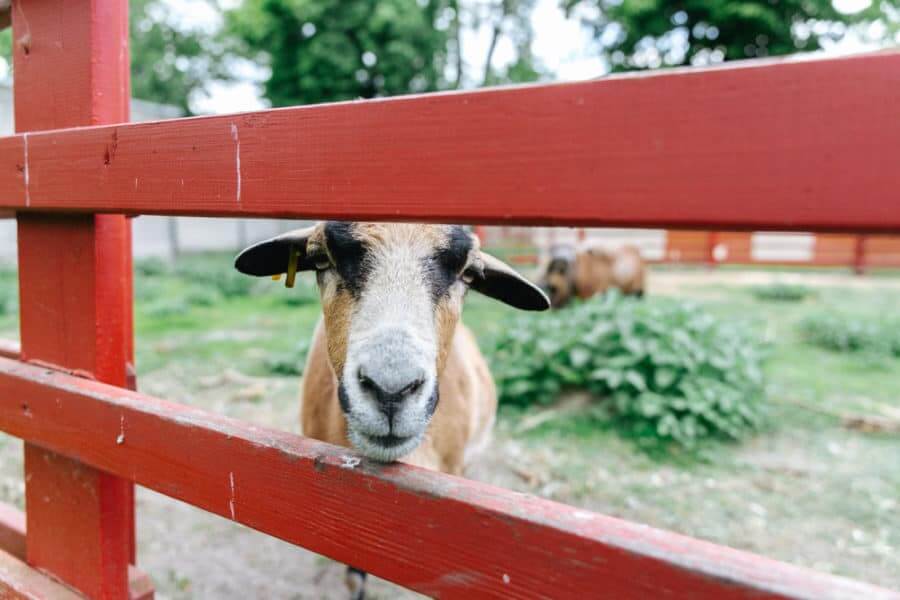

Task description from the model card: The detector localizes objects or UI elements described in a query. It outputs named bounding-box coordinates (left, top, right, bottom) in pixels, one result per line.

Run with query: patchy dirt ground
left=0, top=267, right=898, bottom=598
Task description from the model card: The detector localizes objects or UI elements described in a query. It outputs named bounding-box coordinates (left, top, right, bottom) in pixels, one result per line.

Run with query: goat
left=538, top=242, right=646, bottom=308
left=235, top=222, right=549, bottom=598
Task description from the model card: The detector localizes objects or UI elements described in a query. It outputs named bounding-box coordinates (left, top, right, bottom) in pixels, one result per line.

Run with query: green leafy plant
left=750, top=283, right=812, bottom=303
left=799, top=313, right=900, bottom=357
left=489, top=292, right=767, bottom=447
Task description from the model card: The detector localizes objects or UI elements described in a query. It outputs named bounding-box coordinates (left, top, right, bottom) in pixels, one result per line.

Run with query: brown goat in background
left=538, top=242, right=646, bottom=308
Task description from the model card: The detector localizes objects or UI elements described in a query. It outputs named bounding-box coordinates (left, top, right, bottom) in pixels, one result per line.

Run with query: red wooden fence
left=0, top=1, right=898, bottom=598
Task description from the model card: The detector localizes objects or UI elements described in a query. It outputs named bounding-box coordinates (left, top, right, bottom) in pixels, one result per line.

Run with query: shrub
left=263, top=340, right=310, bottom=376
left=798, top=313, right=900, bottom=357
left=489, top=292, right=767, bottom=447
left=750, top=282, right=812, bottom=302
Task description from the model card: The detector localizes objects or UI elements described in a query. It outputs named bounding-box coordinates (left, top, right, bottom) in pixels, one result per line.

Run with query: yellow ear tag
left=285, top=245, right=299, bottom=288
left=272, top=274, right=282, bottom=281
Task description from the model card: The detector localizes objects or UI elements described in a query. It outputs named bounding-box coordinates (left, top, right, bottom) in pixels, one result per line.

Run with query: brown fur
left=574, top=247, right=614, bottom=300
left=541, top=243, right=646, bottom=308
left=612, top=245, right=645, bottom=295
left=299, top=222, right=495, bottom=474
left=301, top=320, right=495, bottom=474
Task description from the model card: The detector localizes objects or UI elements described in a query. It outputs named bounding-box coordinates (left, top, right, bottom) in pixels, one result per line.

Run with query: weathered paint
left=12, top=1, right=138, bottom=598
left=0, top=357, right=896, bottom=600
left=0, top=502, right=153, bottom=600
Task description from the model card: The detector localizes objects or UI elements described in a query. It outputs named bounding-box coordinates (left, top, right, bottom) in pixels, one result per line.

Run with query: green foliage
left=263, top=340, right=311, bottom=376
left=750, top=282, right=812, bottom=303
left=799, top=313, right=900, bottom=357
left=130, top=0, right=232, bottom=114
left=227, top=0, right=452, bottom=107
left=0, top=0, right=229, bottom=114
left=479, top=0, right=548, bottom=86
left=563, top=0, right=890, bottom=71
left=490, top=292, right=767, bottom=446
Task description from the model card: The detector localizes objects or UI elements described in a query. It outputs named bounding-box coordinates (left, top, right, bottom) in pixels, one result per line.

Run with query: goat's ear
left=469, top=252, right=550, bottom=311
left=234, top=225, right=318, bottom=276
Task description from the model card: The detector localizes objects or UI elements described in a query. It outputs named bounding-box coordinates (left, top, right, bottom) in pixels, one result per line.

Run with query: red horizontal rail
left=0, top=548, right=84, bottom=600
left=0, top=52, right=898, bottom=232
left=0, top=357, right=896, bottom=599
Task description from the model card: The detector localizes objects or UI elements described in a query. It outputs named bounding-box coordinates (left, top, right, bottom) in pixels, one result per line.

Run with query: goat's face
left=235, top=222, right=549, bottom=461
left=538, top=245, right=577, bottom=309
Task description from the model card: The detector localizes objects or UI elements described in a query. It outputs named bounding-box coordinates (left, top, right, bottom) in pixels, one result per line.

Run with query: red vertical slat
left=12, top=1, right=136, bottom=598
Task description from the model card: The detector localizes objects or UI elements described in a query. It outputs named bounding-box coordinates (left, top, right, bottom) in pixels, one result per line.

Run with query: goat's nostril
left=400, top=378, right=424, bottom=397
left=358, top=371, right=377, bottom=392
left=356, top=367, right=425, bottom=408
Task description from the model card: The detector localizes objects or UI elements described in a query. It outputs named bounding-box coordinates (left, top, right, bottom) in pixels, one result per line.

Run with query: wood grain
left=0, top=502, right=153, bottom=600
left=1, top=51, right=899, bottom=232
left=0, top=357, right=896, bottom=600
left=12, top=1, right=137, bottom=598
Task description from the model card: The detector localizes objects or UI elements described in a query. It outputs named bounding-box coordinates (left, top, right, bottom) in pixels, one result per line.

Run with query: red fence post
left=12, top=1, right=135, bottom=597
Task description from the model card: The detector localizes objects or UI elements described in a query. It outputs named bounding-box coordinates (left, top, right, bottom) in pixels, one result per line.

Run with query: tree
left=479, top=0, right=547, bottom=86
left=0, top=0, right=227, bottom=114
left=130, top=0, right=232, bottom=114
left=562, top=0, right=890, bottom=71
left=227, top=0, right=453, bottom=107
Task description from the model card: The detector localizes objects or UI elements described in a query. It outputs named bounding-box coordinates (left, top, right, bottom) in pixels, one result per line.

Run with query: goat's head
left=537, top=244, right=578, bottom=309
left=235, top=222, right=549, bottom=461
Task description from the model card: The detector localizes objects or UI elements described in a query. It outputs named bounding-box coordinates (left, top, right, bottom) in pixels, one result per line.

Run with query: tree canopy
left=563, top=0, right=890, bottom=71
left=226, top=0, right=453, bottom=106
left=130, top=0, right=231, bottom=114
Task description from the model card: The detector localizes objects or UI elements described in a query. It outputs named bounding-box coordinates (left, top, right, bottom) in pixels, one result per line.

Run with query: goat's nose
left=358, top=367, right=425, bottom=413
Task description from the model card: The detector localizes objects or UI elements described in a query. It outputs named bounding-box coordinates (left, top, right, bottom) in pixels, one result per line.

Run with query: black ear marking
left=426, top=226, right=474, bottom=301
left=469, top=253, right=550, bottom=311
left=234, top=225, right=318, bottom=276
left=324, top=221, right=368, bottom=297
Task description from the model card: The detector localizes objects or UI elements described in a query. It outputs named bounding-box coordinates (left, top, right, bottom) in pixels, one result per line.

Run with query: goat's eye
left=312, top=255, right=332, bottom=271
left=460, top=266, right=479, bottom=285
